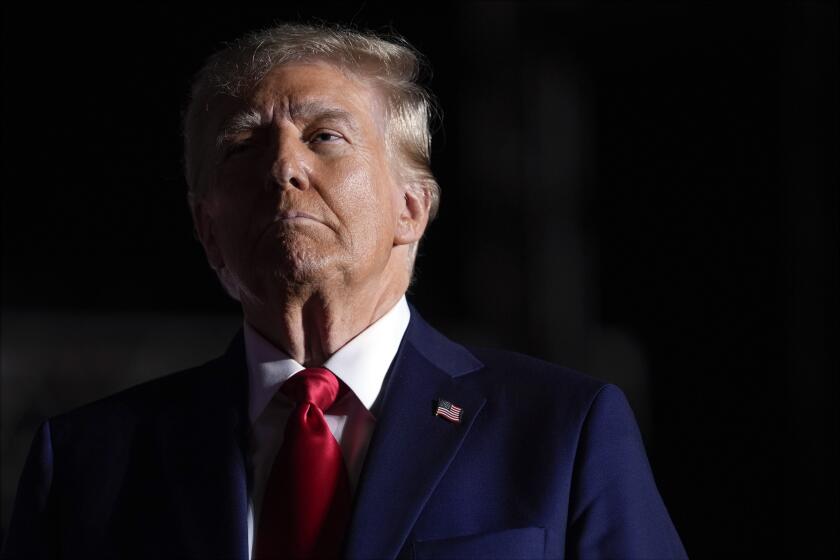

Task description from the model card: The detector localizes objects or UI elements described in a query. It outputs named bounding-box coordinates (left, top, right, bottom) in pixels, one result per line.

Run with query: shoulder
left=463, top=345, right=622, bottom=421
left=466, top=345, right=605, bottom=393
left=404, top=307, right=621, bottom=421
left=47, top=350, right=235, bottom=444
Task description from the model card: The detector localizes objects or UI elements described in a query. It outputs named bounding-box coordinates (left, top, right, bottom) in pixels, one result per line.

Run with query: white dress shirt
left=243, top=296, right=411, bottom=559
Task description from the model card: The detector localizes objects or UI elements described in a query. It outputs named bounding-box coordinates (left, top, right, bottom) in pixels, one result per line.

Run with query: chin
left=260, top=253, right=344, bottom=292
left=242, top=234, right=352, bottom=294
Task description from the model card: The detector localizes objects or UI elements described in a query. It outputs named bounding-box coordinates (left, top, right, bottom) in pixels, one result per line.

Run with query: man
left=2, top=23, right=687, bottom=560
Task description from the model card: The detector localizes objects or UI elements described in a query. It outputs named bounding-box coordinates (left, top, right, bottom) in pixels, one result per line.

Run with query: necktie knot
left=281, top=367, right=340, bottom=412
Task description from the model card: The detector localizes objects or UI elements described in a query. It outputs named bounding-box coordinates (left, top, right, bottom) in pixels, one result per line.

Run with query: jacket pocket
left=413, top=526, right=546, bottom=559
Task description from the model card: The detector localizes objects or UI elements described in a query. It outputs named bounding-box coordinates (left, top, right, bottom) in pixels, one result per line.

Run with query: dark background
left=2, top=2, right=837, bottom=557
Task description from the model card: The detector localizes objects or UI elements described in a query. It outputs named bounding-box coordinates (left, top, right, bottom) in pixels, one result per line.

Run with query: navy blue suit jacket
left=2, top=308, right=686, bottom=559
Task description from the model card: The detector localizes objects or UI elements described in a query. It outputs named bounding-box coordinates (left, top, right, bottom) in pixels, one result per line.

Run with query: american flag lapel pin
left=434, top=398, right=463, bottom=425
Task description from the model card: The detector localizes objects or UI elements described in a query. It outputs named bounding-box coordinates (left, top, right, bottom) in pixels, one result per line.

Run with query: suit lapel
left=157, top=333, right=250, bottom=560
left=344, top=310, right=486, bottom=560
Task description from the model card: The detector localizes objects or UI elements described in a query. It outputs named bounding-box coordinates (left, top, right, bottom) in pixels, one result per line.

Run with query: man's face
left=195, top=61, right=417, bottom=301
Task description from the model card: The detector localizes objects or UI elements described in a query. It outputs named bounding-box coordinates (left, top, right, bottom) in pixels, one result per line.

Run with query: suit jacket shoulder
left=463, top=344, right=608, bottom=410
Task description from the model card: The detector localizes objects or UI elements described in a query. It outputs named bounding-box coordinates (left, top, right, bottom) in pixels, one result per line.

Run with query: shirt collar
left=244, top=296, right=411, bottom=424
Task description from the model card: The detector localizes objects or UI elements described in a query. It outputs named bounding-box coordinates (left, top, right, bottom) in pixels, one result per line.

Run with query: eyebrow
left=216, top=108, right=265, bottom=148
left=289, top=100, right=361, bottom=134
left=217, top=100, right=361, bottom=145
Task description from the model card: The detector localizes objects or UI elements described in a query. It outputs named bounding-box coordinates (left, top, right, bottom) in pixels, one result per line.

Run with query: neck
left=241, top=269, right=407, bottom=367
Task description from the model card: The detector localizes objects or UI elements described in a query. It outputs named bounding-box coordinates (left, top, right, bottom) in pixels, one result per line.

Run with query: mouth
left=273, top=211, right=321, bottom=223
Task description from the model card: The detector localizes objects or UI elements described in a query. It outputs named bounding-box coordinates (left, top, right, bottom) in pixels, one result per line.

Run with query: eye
left=223, top=142, right=254, bottom=158
left=309, top=130, right=343, bottom=144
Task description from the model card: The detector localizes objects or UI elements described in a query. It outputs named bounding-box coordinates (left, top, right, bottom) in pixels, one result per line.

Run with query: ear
left=190, top=198, right=225, bottom=271
left=394, top=184, right=431, bottom=247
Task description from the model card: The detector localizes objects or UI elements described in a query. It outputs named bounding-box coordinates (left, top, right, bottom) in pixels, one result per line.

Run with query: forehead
left=244, top=60, right=385, bottom=128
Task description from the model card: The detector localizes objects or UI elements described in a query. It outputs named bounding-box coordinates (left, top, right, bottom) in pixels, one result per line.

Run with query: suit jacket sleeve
left=1, top=421, right=57, bottom=560
left=566, top=385, right=687, bottom=559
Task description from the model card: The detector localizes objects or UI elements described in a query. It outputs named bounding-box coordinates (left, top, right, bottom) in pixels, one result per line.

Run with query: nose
left=268, top=132, right=309, bottom=191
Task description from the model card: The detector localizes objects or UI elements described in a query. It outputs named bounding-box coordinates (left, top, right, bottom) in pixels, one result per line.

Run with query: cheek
left=217, top=155, right=268, bottom=194
left=331, top=161, right=396, bottom=241
left=207, top=194, right=267, bottom=259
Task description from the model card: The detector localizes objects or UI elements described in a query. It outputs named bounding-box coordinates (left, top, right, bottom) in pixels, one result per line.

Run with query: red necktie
left=254, top=367, right=352, bottom=560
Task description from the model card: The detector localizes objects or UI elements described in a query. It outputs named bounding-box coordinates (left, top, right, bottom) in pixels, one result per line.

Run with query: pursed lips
left=273, top=211, right=321, bottom=223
